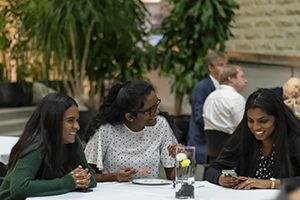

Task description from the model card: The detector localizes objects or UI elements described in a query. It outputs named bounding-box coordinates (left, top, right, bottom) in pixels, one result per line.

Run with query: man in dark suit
left=186, top=50, right=228, bottom=164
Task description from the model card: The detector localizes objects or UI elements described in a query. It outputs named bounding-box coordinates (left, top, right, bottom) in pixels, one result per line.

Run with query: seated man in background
left=203, top=64, right=247, bottom=135
left=270, top=77, right=300, bottom=109
left=187, top=50, right=227, bottom=164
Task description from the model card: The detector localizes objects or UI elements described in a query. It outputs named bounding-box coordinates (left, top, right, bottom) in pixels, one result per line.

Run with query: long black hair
left=8, top=93, right=80, bottom=180
left=83, top=79, right=179, bottom=143
left=219, top=88, right=300, bottom=178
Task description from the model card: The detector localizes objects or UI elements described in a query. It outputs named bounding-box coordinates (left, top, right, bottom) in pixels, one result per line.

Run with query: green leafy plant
left=0, top=4, right=12, bottom=83
left=1, top=0, right=153, bottom=109
left=157, top=0, right=238, bottom=115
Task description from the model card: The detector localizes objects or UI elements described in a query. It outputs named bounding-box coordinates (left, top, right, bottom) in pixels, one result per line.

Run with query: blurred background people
left=83, top=80, right=178, bottom=182
left=0, top=93, right=96, bottom=200
left=187, top=50, right=228, bottom=164
left=205, top=89, right=300, bottom=189
left=203, top=64, right=247, bottom=135
left=271, top=77, right=300, bottom=109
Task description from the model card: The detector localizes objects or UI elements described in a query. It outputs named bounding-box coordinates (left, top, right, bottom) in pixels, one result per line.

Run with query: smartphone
left=221, top=169, right=238, bottom=179
left=74, top=188, right=93, bottom=193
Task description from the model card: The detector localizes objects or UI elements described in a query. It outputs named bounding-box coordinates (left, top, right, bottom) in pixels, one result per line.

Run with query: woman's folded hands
left=70, top=165, right=91, bottom=189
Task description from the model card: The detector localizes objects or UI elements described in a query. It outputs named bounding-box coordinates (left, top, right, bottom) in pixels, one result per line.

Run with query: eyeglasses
left=132, top=99, right=161, bottom=117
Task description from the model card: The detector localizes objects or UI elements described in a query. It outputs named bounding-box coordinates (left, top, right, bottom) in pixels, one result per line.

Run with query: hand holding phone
left=221, top=169, right=238, bottom=179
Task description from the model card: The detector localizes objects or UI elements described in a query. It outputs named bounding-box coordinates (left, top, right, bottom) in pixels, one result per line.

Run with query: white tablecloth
left=0, top=136, right=19, bottom=164
left=27, top=181, right=280, bottom=200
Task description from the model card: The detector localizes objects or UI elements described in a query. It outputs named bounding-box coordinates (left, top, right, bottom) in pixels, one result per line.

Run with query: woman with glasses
left=83, top=80, right=178, bottom=182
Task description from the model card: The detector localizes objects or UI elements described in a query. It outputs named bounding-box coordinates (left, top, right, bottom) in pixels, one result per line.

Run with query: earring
left=129, top=119, right=133, bottom=122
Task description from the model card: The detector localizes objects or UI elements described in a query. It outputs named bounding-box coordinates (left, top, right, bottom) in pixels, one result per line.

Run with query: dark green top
left=0, top=135, right=97, bottom=200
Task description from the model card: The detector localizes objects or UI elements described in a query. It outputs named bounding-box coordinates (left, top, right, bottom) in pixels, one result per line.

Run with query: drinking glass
left=295, top=104, right=300, bottom=118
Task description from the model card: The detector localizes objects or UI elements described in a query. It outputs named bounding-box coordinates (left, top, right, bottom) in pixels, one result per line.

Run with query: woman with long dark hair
left=83, top=80, right=178, bottom=182
left=205, top=88, right=300, bottom=189
left=0, top=93, right=96, bottom=199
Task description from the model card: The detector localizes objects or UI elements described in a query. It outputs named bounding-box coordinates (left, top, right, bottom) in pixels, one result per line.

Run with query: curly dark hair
left=83, top=79, right=180, bottom=143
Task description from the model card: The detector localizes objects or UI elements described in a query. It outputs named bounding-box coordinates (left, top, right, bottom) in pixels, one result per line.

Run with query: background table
left=28, top=181, right=280, bottom=200
left=0, top=136, right=19, bottom=164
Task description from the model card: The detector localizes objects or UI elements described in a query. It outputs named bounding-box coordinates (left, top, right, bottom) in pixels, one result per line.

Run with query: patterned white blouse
left=84, top=115, right=177, bottom=179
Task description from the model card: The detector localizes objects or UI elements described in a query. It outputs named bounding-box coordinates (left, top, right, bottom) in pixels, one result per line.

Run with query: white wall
left=234, top=62, right=293, bottom=98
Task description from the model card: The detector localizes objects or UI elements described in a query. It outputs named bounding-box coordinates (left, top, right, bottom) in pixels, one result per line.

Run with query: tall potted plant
left=2, top=0, right=153, bottom=109
left=0, top=6, right=33, bottom=107
left=0, top=4, right=12, bottom=83
left=157, top=0, right=239, bottom=115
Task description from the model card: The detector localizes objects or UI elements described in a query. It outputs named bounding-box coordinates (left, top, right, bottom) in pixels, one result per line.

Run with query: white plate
left=132, top=179, right=173, bottom=185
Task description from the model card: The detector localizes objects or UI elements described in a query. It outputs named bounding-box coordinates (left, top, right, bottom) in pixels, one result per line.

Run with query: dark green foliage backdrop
left=1, top=0, right=238, bottom=112
left=157, top=0, right=238, bottom=114
left=1, top=0, right=153, bottom=108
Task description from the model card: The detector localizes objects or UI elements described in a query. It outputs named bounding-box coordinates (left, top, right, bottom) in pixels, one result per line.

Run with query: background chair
left=204, top=130, right=231, bottom=164
left=0, top=161, right=7, bottom=186
left=173, top=115, right=190, bottom=144
left=202, top=130, right=231, bottom=179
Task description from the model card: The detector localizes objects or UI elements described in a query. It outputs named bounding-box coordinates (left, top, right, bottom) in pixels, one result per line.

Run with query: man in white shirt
left=203, top=65, right=248, bottom=134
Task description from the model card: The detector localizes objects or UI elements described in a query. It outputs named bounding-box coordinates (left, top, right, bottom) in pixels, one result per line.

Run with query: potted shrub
left=1, top=0, right=155, bottom=138
left=157, top=0, right=239, bottom=115
left=1, top=0, right=154, bottom=110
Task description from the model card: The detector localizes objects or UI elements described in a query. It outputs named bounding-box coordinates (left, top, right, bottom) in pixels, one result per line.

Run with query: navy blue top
left=186, top=76, right=215, bottom=164
left=270, top=87, right=283, bottom=99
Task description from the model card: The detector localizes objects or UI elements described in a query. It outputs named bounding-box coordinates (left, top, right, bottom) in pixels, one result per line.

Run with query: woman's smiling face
left=62, top=104, right=80, bottom=144
left=125, top=90, right=160, bottom=132
left=247, top=108, right=276, bottom=143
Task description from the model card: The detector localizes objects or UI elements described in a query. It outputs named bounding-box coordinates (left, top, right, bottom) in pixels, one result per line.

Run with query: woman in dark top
left=205, top=88, right=300, bottom=189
